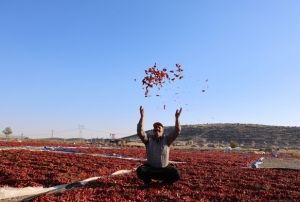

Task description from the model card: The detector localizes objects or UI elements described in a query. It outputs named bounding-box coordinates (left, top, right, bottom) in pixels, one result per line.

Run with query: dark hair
left=153, top=122, right=163, bottom=127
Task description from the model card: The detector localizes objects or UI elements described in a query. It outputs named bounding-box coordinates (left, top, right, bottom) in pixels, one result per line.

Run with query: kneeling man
left=136, top=106, right=182, bottom=186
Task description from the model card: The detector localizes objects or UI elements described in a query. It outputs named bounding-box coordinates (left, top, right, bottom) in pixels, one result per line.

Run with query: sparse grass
left=279, top=150, right=300, bottom=157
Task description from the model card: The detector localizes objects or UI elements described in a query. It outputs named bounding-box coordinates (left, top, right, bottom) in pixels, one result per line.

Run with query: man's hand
left=175, top=107, right=182, bottom=119
left=167, top=107, right=182, bottom=145
left=137, top=106, right=148, bottom=144
left=138, top=106, right=144, bottom=125
left=140, top=106, right=144, bottom=117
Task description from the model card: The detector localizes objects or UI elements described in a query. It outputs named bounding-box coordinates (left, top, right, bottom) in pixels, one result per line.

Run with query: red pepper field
left=0, top=141, right=300, bottom=201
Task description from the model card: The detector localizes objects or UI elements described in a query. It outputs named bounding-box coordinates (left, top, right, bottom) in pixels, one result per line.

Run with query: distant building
left=110, top=138, right=122, bottom=145
left=174, top=141, right=187, bottom=146
left=188, top=140, right=193, bottom=145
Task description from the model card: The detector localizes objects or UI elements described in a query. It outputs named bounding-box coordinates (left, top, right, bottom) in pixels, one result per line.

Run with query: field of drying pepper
left=1, top=141, right=299, bottom=201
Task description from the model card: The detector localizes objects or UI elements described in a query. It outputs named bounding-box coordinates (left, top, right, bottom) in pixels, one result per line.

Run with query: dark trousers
left=136, top=163, right=180, bottom=185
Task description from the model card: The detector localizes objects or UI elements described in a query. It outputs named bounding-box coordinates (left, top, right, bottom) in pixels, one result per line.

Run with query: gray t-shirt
left=137, top=124, right=181, bottom=168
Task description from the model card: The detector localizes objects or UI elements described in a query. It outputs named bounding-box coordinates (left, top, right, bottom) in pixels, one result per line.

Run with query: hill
left=124, top=123, right=300, bottom=149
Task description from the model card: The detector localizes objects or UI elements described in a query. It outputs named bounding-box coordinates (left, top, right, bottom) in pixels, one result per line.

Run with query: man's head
left=153, top=122, right=164, bottom=139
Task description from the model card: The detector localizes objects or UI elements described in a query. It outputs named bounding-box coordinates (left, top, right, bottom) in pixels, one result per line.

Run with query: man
left=136, top=106, right=182, bottom=187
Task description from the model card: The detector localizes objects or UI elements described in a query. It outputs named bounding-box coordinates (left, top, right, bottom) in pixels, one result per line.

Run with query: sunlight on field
left=0, top=141, right=300, bottom=201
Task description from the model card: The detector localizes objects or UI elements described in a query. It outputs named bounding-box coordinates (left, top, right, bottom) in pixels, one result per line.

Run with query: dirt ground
left=257, top=158, right=300, bottom=170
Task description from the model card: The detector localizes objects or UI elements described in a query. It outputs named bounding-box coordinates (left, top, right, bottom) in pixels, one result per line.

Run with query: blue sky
left=1, top=1, right=299, bottom=139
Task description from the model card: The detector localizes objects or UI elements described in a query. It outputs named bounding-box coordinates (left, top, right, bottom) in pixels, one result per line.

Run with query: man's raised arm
left=167, top=107, right=182, bottom=146
left=137, top=106, right=149, bottom=144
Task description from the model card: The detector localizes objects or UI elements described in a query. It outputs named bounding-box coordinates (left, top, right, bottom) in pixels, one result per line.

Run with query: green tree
left=230, top=141, right=238, bottom=148
left=2, top=127, right=13, bottom=139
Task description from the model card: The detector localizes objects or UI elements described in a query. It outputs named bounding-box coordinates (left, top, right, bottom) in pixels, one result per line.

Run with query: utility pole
left=110, top=133, right=116, bottom=140
left=51, top=130, right=54, bottom=139
left=78, top=124, right=84, bottom=143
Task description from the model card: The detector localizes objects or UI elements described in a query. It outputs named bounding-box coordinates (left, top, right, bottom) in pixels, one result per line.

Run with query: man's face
left=153, top=125, right=164, bottom=138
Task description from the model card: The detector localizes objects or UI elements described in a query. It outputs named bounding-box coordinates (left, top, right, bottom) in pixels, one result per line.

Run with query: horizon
left=2, top=122, right=299, bottom=140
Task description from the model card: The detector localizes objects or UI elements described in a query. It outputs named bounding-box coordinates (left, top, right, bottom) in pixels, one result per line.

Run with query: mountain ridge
left=124, top=123, right=300, bottom=149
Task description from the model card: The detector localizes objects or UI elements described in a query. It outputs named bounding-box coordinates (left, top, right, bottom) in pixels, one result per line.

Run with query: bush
left=265, top=147, right=273, bottom=152
left=230, top=141, right=238, bottom=148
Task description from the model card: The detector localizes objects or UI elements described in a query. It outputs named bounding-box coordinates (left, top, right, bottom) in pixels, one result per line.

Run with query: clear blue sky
left=1, top=1, right=299, bottom=139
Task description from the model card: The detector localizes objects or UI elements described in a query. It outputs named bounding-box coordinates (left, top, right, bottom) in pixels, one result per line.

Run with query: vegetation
left=230, top=141, right=238, bottom=148
left=2, top=127, right=13, bottom=138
